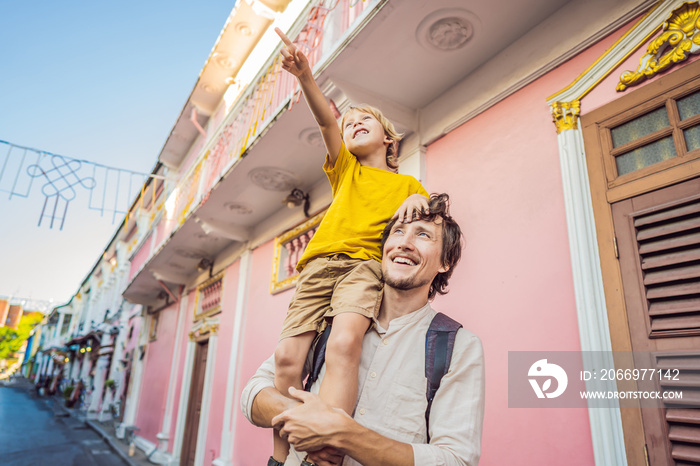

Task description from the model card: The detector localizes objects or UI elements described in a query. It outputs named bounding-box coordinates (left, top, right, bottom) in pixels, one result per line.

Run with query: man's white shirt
left=241, top=303, right=485, bottom=465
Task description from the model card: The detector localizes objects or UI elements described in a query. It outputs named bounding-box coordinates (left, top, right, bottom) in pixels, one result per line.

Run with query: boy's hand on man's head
left=276, top=27, right=311, bottom=78
left=393, top=194, right=430, bottom=223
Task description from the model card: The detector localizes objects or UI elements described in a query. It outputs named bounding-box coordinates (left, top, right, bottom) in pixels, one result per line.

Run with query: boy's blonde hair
left=340, top=104, right=403, bottom=170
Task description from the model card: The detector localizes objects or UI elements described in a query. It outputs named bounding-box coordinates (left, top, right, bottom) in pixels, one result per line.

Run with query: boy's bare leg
left=319, top=313, right=370, bottom=415
left=273, top=332, right=316, bottom=461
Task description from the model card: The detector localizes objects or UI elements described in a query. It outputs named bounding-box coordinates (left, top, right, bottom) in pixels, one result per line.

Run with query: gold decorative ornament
left=551, top=100, right=581, bottom=133
left=188, top=320, right=219, bottom=340
left=618, top=2, right=700, bottom=91
left=270, top=209, right=326, bottom=294
left=194, top=271, right=225, bottom=320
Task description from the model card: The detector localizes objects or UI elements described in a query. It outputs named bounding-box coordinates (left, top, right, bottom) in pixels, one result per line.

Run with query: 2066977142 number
left=599, top=368, right=680, bottom=381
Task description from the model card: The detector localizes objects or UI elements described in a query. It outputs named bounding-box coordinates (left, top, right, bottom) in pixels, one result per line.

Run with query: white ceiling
left=329, top=0, right=568, bottom=109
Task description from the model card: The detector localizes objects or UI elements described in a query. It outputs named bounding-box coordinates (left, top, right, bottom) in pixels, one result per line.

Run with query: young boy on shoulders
left=269, top=28, right=428, bottom=465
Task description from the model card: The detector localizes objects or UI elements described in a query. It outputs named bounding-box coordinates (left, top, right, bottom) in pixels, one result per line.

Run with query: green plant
left=104, top=379, right=115, bottom=390
left=63, top=385, right=75, bottom=399
left=0, top=312, right=43, bottom=360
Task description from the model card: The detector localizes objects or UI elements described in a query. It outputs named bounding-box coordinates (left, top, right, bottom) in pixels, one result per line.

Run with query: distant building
left=5, top=305, right=23, bottom=329
left=0, top=299, right=9, bottom=327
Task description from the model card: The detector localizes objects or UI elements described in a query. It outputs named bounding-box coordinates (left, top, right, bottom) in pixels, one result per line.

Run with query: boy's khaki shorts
left=279, top=254, right=382, bottom=340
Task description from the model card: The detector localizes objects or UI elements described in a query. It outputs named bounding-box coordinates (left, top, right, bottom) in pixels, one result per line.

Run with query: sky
left=0, top=1, right=236, bottom=308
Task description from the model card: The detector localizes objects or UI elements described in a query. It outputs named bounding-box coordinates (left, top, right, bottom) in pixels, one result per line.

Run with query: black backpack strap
left=304, top=324, right=332, bottom=391
left=425, top=312, right=462, bottom=441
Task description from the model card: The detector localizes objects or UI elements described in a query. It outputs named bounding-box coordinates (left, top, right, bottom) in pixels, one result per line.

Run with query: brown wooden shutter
left=657, top=352, right=700, bottom=464
left=633, top=194, right=700, bottom=337
left=612, top=177, right=700, bottom=465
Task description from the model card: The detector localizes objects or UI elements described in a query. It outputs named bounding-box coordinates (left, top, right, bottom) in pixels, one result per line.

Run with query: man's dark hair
left=381, top=193, right=463, bottom=299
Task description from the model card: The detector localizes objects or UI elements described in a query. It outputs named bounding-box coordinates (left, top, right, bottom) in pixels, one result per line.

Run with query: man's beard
left=384, top=273, right=431, bottom=292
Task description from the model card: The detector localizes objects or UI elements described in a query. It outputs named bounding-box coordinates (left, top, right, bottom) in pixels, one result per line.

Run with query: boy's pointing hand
left=275, top=27, right=310, bottom=78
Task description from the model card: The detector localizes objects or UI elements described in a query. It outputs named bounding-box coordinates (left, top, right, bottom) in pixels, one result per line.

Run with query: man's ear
left=438, top=263, right=450, bottom=274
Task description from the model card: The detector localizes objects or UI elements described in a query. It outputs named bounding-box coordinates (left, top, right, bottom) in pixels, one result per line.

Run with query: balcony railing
left=128, top=0, right=378, bottom=266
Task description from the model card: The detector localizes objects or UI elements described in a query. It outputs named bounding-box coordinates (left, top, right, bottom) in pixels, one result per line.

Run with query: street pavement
left=0, top=379, right=129, bottom=466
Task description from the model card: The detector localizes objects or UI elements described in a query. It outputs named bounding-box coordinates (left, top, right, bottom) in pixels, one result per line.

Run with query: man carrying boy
left=242, top=193, right=485, bottom=466
left=270, top=28, right=430, bottom=464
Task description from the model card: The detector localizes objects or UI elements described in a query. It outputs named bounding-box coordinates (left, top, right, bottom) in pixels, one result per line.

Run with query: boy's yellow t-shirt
left=296, top=142, right=428, bottom=271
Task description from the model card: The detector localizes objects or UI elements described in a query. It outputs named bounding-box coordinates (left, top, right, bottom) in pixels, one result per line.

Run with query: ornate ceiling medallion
left=224, top=202, right=253, bottom=215
left=618, top=2, right=700, bottom=91
left=201, top=82, right=221, bottom=94
left=416, top=8, right=477, bottom=52
left=174, top=248, right=208, bottom=259
left=235, top=22, right=253, bottom=36
left=248, top=167, right=297, bottom=192
left=194, top=232, right=219, bottom=242
left=428, top=18, right=472, bottom=50
left=299, top=127, right=323, bottom=147
left=213, top=52, right=237, bottom=70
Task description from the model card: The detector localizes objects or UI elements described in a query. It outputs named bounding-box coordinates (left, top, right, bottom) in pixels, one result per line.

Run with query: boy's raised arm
left=276, top=27, right=343, bottom=166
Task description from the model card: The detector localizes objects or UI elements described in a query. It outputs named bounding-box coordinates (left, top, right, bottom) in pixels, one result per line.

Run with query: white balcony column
left=169, top=339, right=196, bottom=465
left=117, top=309, right=147, bottom=440
left=149, top=292, right=189, bottom=465
left=87, top=353, right=110, bottom=419
left=41, top=355, right=52, bottom=378
left=551, top=101, right=626, bottom=466
left=55, top=312, right=66, bottom=339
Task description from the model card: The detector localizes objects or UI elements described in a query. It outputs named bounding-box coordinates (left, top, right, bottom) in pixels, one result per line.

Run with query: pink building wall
left=135, top=301, right=179, bottom=444
left=129, top=233, right=152, bottom=282
left=232, top=241, right=297, bottom=465
left=425, top=72, right=592, bottom=462
left=202, top=261, right=241, bottom=463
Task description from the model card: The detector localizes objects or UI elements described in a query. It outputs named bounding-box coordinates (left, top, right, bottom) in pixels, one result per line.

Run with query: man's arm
left=251, top=387, right=299, bottom=427
left=274, top=330, right=485, bottom=466
left=274, top=388, right=414, bottom=466
left=241, top=355, right=297, bottom=427
left=276, top=28, right=342, bottom=165
left=241, top=355, right=344, bottom=466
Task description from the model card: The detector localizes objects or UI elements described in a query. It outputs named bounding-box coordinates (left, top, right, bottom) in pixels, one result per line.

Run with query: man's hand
left=392, top=194, right=429, bottom=223
left=272, top=387, right=351, bottom=453
left=276, top=28, right=311, bottom=78
left=307, top=447, right=344, bottom=466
